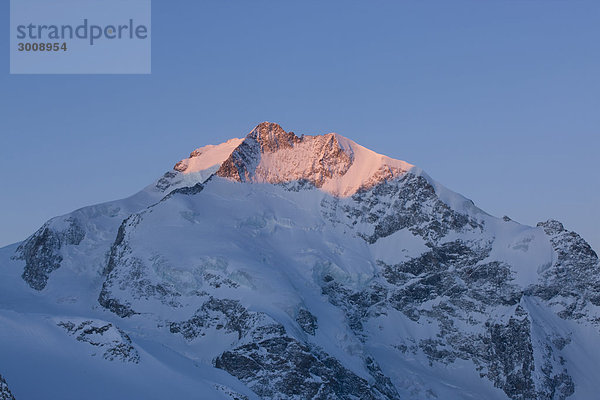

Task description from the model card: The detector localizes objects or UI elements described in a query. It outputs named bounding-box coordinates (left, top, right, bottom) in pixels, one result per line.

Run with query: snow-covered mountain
left=1, top=122, right=598, bottom=400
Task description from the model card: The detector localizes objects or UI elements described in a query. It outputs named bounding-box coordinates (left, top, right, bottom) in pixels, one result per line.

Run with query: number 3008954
left=18, top=42, right=67, bottom=51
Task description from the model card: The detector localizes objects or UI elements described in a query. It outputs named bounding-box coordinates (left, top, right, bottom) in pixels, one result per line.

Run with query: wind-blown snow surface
left=1, top=122, right=599, bottom=400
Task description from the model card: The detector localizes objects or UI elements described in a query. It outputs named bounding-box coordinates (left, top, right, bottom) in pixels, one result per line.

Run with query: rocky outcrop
left=321, top=232, right=575, bottom=400
left=0, top=375, right=15, bottom=400
left=215, top=336, right=395, bottom=400
left=216, top=122, right=354, bottom=188
left=322, top=173, right=482, bottom=245
left=245, top=121, right=301, bottom=153
left=170, top=297, right=261, bottom=341
left=14, top=217, right=84, bottom=290
left=483, top=316, right=536, bottom=399
left=98, top=215, right=145, bottom=318
left=296, top=308, right=318, bottom=335
left=169, top=296, right=398, bottom=399
left=155, top=171, right=182, bottom=191
left=527, top=220, right=600, bottom=326
left=213, top=384, right=249, bottom=400
left=57, top=319, right=139, bottom=363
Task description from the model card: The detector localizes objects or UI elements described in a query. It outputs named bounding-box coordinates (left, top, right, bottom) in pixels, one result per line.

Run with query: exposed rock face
left=57, top=319, right=139, bottom=363
left=170, top=297, right=261, bottom=341
left=160, top=182, right=205, bottom=202
left=156, top=171, right=182, bottom=191
left=98, top=213, right=182, bottom=318
left=321, top=173, right=482, bottom=245
left=14, top=218, right=84, bottom=290
left=484, top=316, right=536, bottom=399
left=215, top=336, right=395, bottom=400
left=98, top=215, right=144, bottom=318
left=320, top=231, right=576, bottom=400
left=168, top=296, right=398, bottom=399
left=296, top=308, right=318, bottom=335
left=216, top=122, right=354, bottom=188
left=526, top=220, right=600, bottom=325
left=214, top=384, right=249, bottom=400
left=246, top=121, right=301, bottom=153
left=0, top=375, right=15, bottom=400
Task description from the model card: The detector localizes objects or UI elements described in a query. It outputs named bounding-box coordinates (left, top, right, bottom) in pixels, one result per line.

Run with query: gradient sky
left=1, top=1, right=599, bottom=251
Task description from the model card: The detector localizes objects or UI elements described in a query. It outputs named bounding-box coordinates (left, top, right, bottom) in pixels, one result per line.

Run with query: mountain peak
left=172, top=123, right=414, bottom=197
left=246, top=121, right=301, bottom=152
left=7, top=121, right=600, bottom=400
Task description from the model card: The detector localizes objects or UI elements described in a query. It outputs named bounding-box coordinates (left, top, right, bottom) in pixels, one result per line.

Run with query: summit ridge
left=173, top=122, right=414, bottom=196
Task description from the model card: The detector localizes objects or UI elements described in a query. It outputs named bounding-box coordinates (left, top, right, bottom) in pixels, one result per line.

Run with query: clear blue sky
left=1, top=1, right=599, bottom=251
